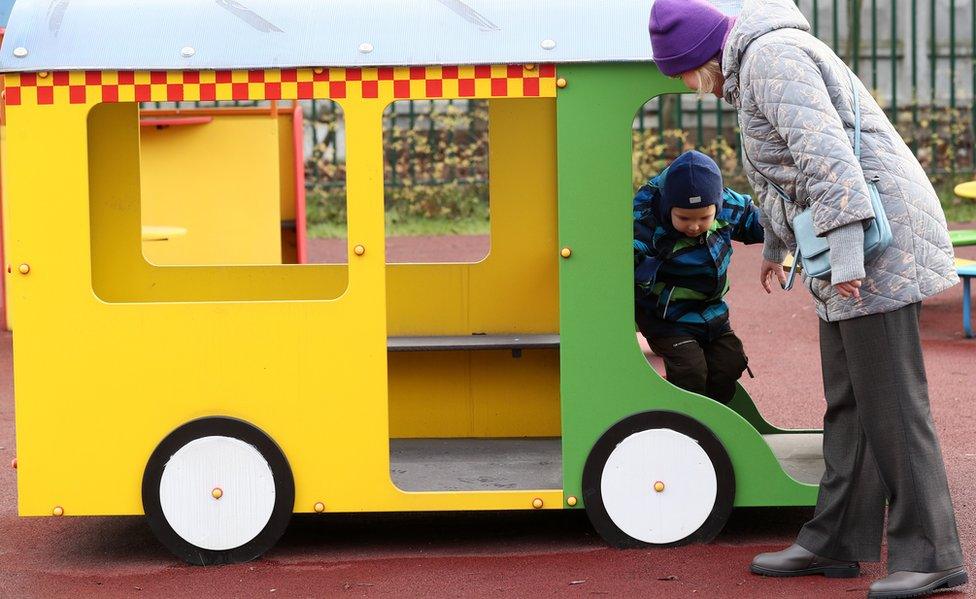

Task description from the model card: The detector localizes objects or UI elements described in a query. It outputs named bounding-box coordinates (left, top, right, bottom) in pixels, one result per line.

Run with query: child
left=634, top=150, right=764, bottom=404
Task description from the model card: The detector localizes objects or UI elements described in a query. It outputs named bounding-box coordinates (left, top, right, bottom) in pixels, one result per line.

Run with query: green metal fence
left=151, top=1, right=975, bottom=200
left=635, top=0, right=976, bottom=190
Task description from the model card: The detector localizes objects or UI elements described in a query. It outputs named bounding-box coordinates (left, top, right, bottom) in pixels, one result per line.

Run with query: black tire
left=582, top=410, right=735, bottom=548
left=142, top=417, right=295, bottom=565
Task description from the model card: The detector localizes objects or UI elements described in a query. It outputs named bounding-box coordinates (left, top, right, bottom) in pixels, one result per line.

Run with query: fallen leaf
left=569, top=580, right=586, bottom=585
left=657, top=575, right=678, bottom=581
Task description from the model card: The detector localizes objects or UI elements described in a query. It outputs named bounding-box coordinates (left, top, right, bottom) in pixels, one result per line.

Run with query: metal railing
left=636, top=0, right=976, bottom=185
left=143, top=1, right=974, bottom=194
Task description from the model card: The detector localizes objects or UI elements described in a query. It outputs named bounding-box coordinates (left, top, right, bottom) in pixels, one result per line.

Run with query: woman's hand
left=760, top=259, right=787, bottom=294
left=834, top=279, right=862, bottom=300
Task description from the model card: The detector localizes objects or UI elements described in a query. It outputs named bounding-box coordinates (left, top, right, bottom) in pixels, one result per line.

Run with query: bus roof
left=0, top=0, right=738, bottom=73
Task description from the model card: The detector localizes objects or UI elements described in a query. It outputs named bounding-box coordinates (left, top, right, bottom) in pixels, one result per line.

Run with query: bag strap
left=849, top=68, right=861, bottom=159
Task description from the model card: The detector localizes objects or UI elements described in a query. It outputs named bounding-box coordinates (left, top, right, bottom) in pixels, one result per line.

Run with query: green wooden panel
left=556, top=62, right=818, bottom=509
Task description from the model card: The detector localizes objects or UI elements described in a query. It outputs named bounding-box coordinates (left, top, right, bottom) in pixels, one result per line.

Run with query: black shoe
left=868, top=568, right=968, bottom=598
left=750, top=543, right=860, bottom=578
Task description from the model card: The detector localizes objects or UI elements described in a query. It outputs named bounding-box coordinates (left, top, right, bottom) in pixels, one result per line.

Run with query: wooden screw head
left=556, top=78, right=568, bottom=89
left=566, top=496, right=577, bottom=507
left=532, top=498, right=544, bottom=509
left=314, top=502, right=325, bottom=513
left=52, top=506, right=64, bottom=516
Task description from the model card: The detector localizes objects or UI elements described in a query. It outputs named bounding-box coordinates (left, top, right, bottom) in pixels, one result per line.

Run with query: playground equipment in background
left=952, top=182, right=976, bottom=248
left=0, top=0, right=823, bottom=565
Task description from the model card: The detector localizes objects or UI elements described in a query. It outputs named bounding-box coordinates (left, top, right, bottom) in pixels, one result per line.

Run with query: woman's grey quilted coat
left=721, top=0, right=958, bottom=321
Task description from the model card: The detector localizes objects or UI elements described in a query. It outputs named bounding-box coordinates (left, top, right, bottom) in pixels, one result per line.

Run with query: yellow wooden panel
left=277, top=113, right=297, bottom=222
left=6, top=97, right=560, bottom=519
left=140, top=115, right=282, bottom=265
left=389, top=349, right=559, bottom=438
left=954, top=180, right=976, bottom=200
left=1, top=124, right=12, bottom=331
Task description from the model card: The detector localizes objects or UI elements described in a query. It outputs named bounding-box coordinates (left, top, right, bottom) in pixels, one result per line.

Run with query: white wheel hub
left=159, top=436, right=277, bottom=551
left=600, top=428, right=717, bottom=544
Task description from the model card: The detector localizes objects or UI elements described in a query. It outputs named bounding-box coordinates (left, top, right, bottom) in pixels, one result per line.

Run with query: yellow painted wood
left=277, top=113, right=298, bottom=223
left=388, top=349, right=560, bottom=438
left=141, top=226, right=187, bottom=241
left=1, top=124, right=13, bottom=331
left=7, top=88, right=562, bottom=518
left=954, top=180, right=976, bottom=200
left=140, top=115, right=282, bottom=265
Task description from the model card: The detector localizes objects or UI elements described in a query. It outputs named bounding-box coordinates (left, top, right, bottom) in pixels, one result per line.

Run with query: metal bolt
left=13, top=47, right=28, bottom=58
left=181, top=46, right=196, bottom=58
left=314, top=68, right=324, bottom=74
left=358, top=42, right=374, bottom=54
left=541, top=39, right=556, bottom=50
left=556, top=78, right=568, bottom=89
left=211, top=488, right=223, bottom=500
left=653, top=481, right=665, bottom=493
left=525, top=64, right=536, bottom=71
left=560, top=247, right=572, bottom=258
left=532, top=498, right=544, bottom=509
left=18, top=264, right=30, bottom=275
left=314, top=502, right=325, bottom=513
left=52, top=506, right=64, bottom=516
left=38, top=71, right=49, bottom=79
left=353, top=244, right=366, bottom=256
left=566, top=496, right=577, bottom=507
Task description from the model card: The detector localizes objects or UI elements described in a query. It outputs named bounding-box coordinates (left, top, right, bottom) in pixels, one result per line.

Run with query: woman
left=648, top=0, right=967, bottom=597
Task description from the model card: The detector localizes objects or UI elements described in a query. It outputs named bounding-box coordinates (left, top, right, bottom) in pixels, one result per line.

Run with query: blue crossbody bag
left=745, top=69, right=892, bottom=289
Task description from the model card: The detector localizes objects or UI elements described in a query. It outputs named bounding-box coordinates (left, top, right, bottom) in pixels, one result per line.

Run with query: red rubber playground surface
left=0, top=237, right=973, bottom=598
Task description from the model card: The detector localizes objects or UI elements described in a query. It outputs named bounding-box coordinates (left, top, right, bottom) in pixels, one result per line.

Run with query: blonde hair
left=684, top=59, right=723, bottom=98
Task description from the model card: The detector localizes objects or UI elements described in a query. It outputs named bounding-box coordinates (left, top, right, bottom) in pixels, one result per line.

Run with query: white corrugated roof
left=0, top=0, right=739, bottom=72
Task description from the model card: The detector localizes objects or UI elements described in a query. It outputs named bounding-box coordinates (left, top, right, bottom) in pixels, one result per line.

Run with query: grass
left=938, top=185, right=976, bottom=224
left=307, top=213, right=490, bottom=239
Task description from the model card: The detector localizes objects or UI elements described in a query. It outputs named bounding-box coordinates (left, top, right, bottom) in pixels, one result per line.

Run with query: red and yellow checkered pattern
left=3, top=64, right=557, bottom=106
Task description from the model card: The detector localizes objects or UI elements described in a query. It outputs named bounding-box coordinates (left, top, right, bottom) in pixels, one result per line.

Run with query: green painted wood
left=556, top=63, right=819, bottom=510
left=949, top=229, right=976, bottom=247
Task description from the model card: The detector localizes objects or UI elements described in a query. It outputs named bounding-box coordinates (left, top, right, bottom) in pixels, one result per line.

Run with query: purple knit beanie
left=649, top=0, right=731, bottom=77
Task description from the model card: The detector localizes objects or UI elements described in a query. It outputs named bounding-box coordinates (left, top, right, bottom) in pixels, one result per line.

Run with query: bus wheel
left=142, top=417, right=295, bottom=565
left=582, top=411, right=734, bottom=548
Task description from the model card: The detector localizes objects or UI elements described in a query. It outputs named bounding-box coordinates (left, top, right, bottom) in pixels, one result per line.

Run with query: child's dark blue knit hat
left=661, top=150, right=724, bottom=215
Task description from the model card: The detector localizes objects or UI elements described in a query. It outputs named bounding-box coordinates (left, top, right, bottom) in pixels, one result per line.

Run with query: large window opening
left=88, top=100, right=349, bottom=303
left=383, top=97, right=561, bottom=493
left=382, top=99, right=491, bottom=263
left=632, top=95, right=823, bottom=486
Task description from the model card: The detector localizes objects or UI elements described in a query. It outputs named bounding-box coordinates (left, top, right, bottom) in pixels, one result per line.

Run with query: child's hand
left=834, top=279, right=862, bottom=300
left=760, top=259, right=787, bottom=294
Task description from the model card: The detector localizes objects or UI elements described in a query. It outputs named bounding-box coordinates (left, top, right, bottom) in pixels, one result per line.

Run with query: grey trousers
left=795, top=302, right=964, bottom=573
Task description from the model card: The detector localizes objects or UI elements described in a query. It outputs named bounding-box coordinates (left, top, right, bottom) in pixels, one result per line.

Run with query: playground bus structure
left=0, top=0, right=823, bottom=564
